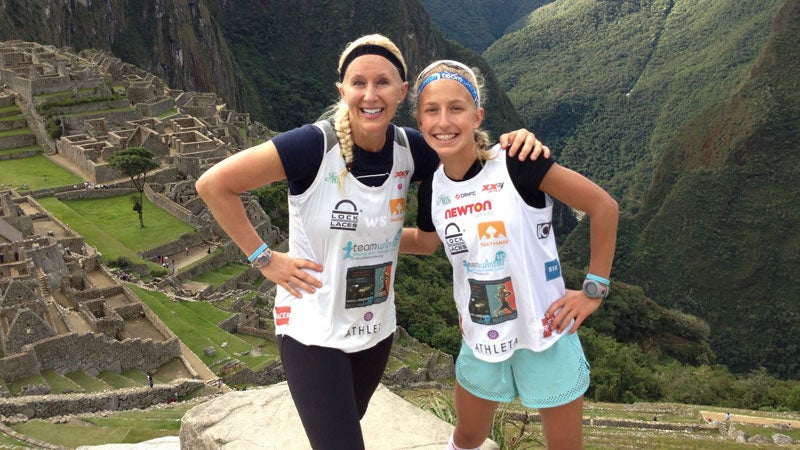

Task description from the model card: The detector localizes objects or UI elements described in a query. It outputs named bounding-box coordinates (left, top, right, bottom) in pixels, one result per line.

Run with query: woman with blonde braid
left=196, top=35, right=547, bottom=449
left=401, top=60, right=618, bottom=449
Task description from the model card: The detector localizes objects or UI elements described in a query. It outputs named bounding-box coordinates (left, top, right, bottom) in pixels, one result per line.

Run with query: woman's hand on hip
left=260, top=251, right=323, bottom=298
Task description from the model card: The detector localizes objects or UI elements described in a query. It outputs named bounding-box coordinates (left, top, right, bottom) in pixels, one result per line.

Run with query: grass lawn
left=9, top=404, right=190, bottom=448
left=191, top=262, right=250, bottom=288
left=36, top=195, right=194, bottom=264
left=66, top=370, right=113, bottom=392
left=0, top=154, right=82, bottom=191
left=0, top=127, right=32, bottom=137
left=99, top=370, right=142, bottom=389
left=0, top=144, right=41, bottom=157
left=128, top=285, right=277, bottom=371
left=41, top=370, right=84, bottom=394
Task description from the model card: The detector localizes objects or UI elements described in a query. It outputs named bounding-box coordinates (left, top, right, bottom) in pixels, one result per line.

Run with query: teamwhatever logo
left=342, top=229, right=402, bottom=260
left=463, top=251, right=507, bottom=274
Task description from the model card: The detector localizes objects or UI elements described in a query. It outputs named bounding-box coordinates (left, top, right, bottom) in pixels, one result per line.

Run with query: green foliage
left=107, top=147, right=159, bottom=187
left=46, top=117, right=62, bottom=139
left=419, top=0, right=553, bottom=52
left=490, top=0, right=799, bottom=378
left=395, top=251, right=460, bottom=355
left=252, top=182, right=290, bottom=231
left=107, top=147, right=159, bottom=227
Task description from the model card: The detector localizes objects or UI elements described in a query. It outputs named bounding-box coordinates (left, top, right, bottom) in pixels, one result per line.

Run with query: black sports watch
left=582, top=278, right=609, bottom=299
left=252, top=248, right=273, bottom=268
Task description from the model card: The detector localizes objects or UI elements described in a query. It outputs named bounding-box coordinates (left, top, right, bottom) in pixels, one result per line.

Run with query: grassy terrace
left=0, top=127, right=34, bottom=136
left=37, top=194, right=194, bottom=267
left=0, top=144, right=41, bottom=157
left=8, top=403, right=192, bottom=448
left=0, top=154, right=82, bottom=191
left=190, top=262, right=250, bottom=288
left=128, top=285, right=278, bottom=372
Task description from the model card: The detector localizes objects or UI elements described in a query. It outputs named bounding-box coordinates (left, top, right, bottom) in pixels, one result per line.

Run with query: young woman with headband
left=401, top=60, right=618, bottom=449
left=197, top=36, right=549, bottom=449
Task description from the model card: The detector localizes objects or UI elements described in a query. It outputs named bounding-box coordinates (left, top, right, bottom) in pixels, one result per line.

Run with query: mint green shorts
left=455, top=332, right=590, bottom=409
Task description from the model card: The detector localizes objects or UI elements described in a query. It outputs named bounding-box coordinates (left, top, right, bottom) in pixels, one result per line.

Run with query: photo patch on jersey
left=444, top=223, right=469, bottom=255
left=467, top=277, right=518, bottom=325
left=330, top=199, right=359, bottom=231
left=344, top=262, right=392, bottom=309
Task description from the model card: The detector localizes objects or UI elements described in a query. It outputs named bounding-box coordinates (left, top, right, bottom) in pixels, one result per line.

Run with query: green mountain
left=483, top=0, right=798, bottom=377
left=418, top=0, right=554, bottom=52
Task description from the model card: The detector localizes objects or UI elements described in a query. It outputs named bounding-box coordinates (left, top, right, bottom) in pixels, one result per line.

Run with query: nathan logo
left=478, top=221, right=509, bottom=247
left=544, top=258, right=561, bottom=281
left=455, top=191, right=476, bottom=199
left=394, top=170, right=410, bottom=178
left=444, top=223, right=468, bottom=255
left=274, top=306, right=291, bottom=326
left=482, top=182, right=504, bottom=193
left=389, top=198, right=406, bottom=222
left=436, top=194, right=451, bottom=206
left=537, top=222, right=552, bottom=239
left=330, top=199, right=358, bottom=231
left=444, top=200, right=492, bottom=219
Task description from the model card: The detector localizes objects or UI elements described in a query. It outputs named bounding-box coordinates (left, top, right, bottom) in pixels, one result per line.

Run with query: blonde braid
left=333, top=100, right=353, bottom=192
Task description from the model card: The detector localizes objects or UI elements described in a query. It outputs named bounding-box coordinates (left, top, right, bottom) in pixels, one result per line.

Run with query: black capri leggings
left=278, top=334, right=394, bottom=450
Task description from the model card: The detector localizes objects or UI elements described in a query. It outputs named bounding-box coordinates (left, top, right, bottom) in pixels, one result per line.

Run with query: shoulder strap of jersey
left=314, top=119, right=339, bottom=153
left=393, top=125, right=409, bottom=149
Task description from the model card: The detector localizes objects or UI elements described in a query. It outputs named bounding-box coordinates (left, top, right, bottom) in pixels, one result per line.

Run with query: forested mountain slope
left=483, top=0, right=798, bottom=377
left=418, top=0, right=554, bottom=52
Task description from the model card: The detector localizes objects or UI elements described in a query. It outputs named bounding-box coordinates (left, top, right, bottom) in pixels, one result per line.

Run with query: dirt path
left=701, top=411, right=799, bottom=428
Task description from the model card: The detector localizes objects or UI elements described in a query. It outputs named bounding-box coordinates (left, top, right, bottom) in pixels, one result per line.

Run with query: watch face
left=254, top=249, right=272, bottom=267
left=583, top=279, right=606, bottom=298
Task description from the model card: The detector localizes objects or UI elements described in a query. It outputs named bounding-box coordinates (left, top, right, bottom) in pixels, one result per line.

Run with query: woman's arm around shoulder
left=400, top=227, right=441, bottom=255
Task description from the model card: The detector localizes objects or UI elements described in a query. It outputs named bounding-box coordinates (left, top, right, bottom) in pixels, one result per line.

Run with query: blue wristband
left=247, top=243, right=269, bottom=262
left=586, top=273, right=610, bottom=286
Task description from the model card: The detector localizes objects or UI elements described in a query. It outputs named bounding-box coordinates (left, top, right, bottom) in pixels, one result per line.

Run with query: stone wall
left=0, top=132, right=36, bottom=149
left=0, top=330, right=182, bottom=386
left=0, top=379, right=205, bottom=420
left=0, top=352, right=39, bottom=382
left=143, top=183, right=201, bottom=227
left=0, top=117, right=27, bottom=131
left=54, top=187, right=136, bottom=201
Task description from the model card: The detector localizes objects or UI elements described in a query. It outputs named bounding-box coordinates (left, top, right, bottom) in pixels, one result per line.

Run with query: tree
left=107, top=147, right=159, bottom=227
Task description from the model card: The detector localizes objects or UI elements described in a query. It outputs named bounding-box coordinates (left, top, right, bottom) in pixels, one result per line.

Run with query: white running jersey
left=430, top=145, right=566, bottom=362
left=273, top=122, right=414, bottom=352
